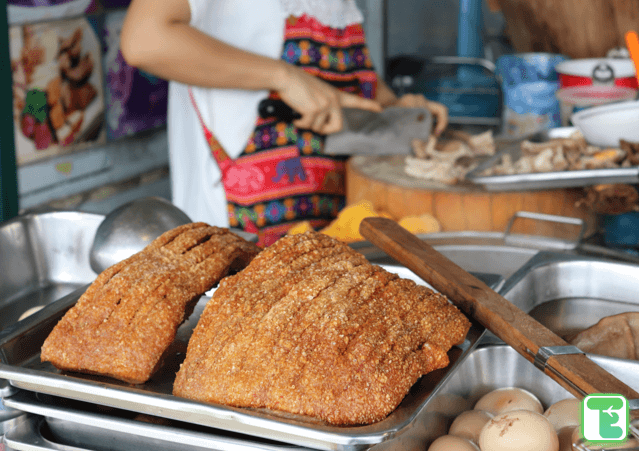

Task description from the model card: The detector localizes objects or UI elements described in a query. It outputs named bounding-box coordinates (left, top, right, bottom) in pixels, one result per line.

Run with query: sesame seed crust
left=40, top=223, right=260, bottom=385
left=173, top=231, right=471, bottom=425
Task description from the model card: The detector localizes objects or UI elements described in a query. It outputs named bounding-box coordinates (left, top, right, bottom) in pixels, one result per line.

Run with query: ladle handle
left=359, top=217, right=639, bottom=419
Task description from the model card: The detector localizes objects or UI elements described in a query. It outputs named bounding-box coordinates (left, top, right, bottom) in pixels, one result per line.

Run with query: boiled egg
left=428, top=435, right=480, bottom=451
left=543, top=398, right=580, bottom=431
left=479, top=409, right=559, bottom=451
left=474, top=387, right=544, bottom=415
left=449, top=409, right=493, bottom=444
left=557, top=426, right=576, bottom=451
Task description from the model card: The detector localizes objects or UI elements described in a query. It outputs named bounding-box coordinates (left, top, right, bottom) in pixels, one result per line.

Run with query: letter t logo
left=582, top=394, right=629, bottom=444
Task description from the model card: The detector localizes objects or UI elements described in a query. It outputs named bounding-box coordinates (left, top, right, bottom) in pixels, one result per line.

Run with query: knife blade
left=258, top=98, right=432, bottom=155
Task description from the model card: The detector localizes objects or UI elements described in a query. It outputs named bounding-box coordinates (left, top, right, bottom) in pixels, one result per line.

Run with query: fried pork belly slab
left=173, top=231, right=471, bottom=426
left=41, top=223, right=260, bottom=385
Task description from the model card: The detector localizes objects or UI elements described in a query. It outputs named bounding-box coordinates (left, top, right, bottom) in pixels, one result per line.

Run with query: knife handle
left=258, top=99, right=302, bottom=122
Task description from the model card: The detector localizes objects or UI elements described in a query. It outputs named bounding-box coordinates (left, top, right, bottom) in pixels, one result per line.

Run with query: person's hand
left=276, top=63, right=382, bottom=135
left=392, top=93, right=449, bottom=136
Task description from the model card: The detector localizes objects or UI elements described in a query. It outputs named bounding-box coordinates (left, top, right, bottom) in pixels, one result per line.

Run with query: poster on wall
left=101, top=0, right=130, bottom=9
left=102, top=9, right=168, bottom=141
left=10, top=16, right=106, bottom=166
left=7, top=0, right=100, bottom=25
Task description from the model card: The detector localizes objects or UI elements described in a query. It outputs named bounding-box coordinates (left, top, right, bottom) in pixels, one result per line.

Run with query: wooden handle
left=360, top=217, right=639, bottom=418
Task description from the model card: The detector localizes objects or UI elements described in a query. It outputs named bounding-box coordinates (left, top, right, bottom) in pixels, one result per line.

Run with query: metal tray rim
left=0, top=364, right=395, bottom=447
left=4, top=391, right=314, bottom=451
left=467, top=164, right=639, bottom=191
left=465, top=133, right=639, bottom=191
left=498, top=250, right=639, bottom=297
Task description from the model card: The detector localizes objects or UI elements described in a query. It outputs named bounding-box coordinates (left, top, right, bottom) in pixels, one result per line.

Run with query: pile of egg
left=427, top=387, right=638, bottom=451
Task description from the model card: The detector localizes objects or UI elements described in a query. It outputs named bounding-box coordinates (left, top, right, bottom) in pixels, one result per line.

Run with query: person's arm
left=375, top=78, right=400, bottom=108
left=120, top=0, right=381, bottom=135
left=375, top=78, right=449, bottom=136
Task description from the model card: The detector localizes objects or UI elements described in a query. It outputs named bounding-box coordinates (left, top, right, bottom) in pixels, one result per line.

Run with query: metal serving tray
left=466, top=128, right=639, bottom=191
left=5, top=345, right=639, bottom=451
left=0, top=266, right=495, bottom=451
left=411, top=344, right=639, bottom=449
left=499, top=251, right=639, bottom=339
left=0, top=211, right=102, bottom=333
left=5, top=394, right=313, bottom=451
left=0, top=211, right=103, bottom=399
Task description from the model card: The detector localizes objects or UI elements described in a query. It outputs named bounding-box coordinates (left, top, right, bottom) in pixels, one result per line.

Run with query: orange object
left=398, top=214, right=441, bottom=235
left=625, top=31, right=639, bottom=86
left=320, top=200, right=388, bottom=243
left=286, top=221, right=314, bottom=236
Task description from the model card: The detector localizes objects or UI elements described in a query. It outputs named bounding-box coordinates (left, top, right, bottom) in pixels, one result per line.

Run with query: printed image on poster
left=7, top=0, right=99, bottom=26
left=10, top=16, right=106, bottom=166
left=102, top=10, right=168, bottom=140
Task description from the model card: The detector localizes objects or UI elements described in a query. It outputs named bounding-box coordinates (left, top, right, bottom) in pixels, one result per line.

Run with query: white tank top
left=279, top=0, right=363, bottom=28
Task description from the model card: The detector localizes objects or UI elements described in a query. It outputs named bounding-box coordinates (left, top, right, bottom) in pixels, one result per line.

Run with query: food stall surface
left=2, top=210, right=639, bottom=450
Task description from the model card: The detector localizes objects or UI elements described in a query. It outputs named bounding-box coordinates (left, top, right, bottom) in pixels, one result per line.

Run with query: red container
left=556, top=58, right=638, bottom=89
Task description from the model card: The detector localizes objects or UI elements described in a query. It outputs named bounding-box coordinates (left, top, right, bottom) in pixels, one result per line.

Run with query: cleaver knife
left=258, top=98, right=432, bottom=155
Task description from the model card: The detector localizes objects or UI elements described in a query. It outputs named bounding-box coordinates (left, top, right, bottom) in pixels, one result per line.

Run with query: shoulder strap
left=188, top=87, right=234, bottom=172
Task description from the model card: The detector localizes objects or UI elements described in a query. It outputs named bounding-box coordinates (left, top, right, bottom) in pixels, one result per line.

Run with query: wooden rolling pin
left=360, top=217, right=639, bottom=421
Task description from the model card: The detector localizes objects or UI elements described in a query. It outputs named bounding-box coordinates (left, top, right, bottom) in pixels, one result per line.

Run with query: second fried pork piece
left=212, top=251, right=372, bottom=406
left=173, top=231, right=471, bottom=425
left=185, top=233, right=353, bottom=375
left=41, top=223, right=260, bottom=384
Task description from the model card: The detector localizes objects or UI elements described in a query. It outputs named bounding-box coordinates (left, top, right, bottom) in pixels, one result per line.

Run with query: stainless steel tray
left=1, top=399, right=27, bottom=437
left=4, top=401, right=312, bottom=451
left=0, top=211, right=103, bottom=333
left=3, top=415, right=305, bottom=451
left=466, top=129, right=639, bottom=191
left=492, top=252, right=639, bottom=446
left=418, top=344, right=639, bottom=449
left=6, top=345, right=639, bottom=450
left=0, top=211, right=103, bottom=399
left=0, top=266, right=493, bottom=451
left=467, top=158, right=639, bottom=191
left=499, top=251, right=639, bottom=339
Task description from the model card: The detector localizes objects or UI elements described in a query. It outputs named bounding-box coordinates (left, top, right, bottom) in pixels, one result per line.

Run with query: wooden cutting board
left=346, top=155, right=597, bottom=236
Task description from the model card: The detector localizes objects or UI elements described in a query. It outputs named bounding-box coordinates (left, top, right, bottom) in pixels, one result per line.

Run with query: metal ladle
left=89, top=197, right=192, bottom=274
left=89, top=197, right=258, bottom=274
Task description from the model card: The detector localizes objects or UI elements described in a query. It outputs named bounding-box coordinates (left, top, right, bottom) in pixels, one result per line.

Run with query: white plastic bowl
left=571, top=100, right=639, bottom=147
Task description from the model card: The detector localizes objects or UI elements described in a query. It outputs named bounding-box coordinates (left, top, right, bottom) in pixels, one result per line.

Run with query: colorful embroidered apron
left=192, top=14, right=377, bottom=247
